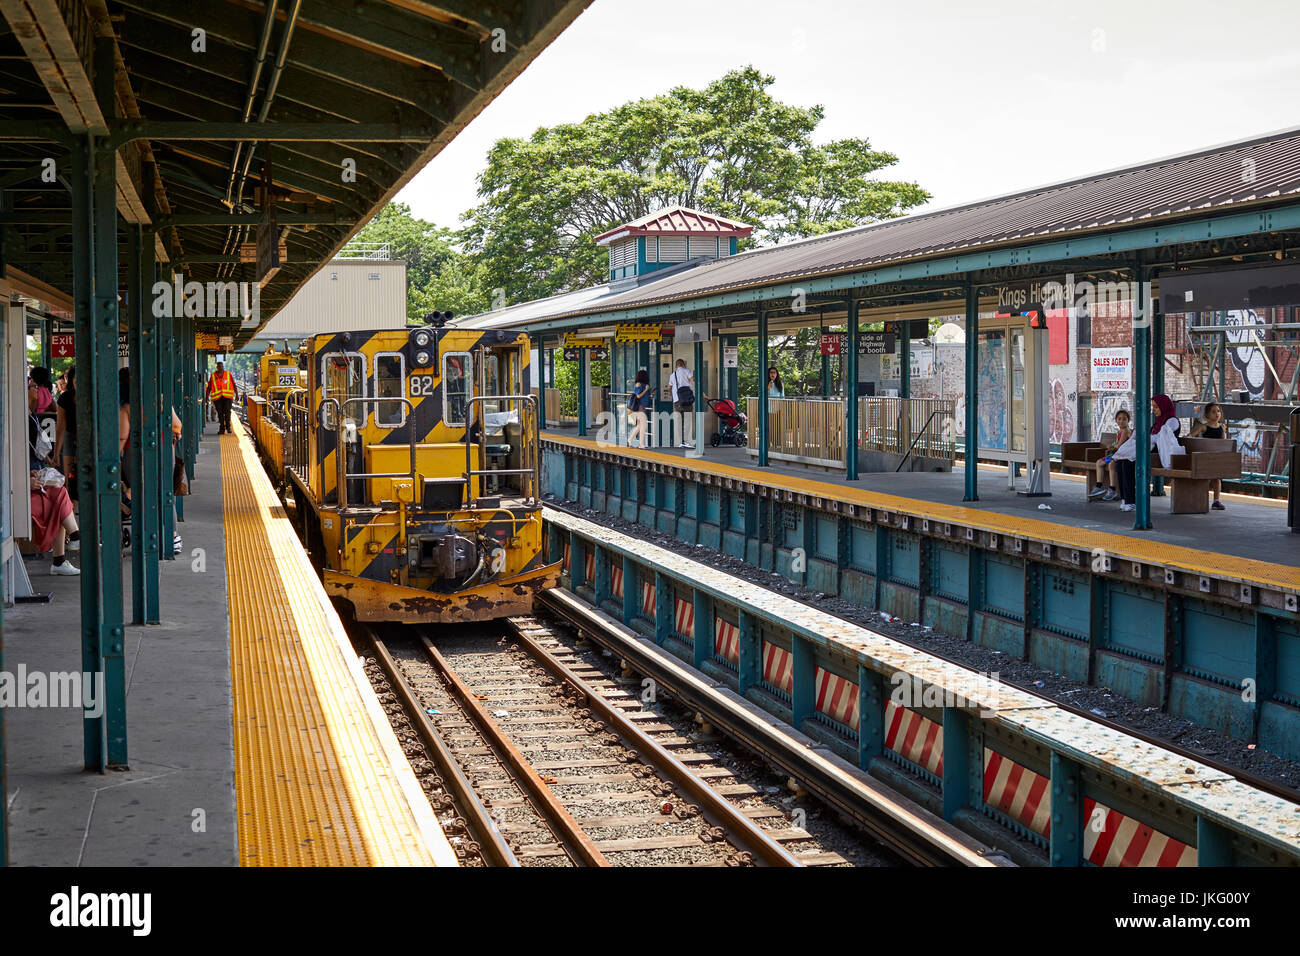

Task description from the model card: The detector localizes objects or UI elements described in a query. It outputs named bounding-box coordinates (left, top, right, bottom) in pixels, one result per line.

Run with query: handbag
left=173, top=457, right=189, bottom=496
left=626, top=392, right=640, bottom=412
left=676, top=385, right=695, bottom=407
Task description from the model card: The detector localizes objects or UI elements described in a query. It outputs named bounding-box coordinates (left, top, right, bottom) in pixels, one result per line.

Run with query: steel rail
left=537, top=587, right=1005, bottom=867
left=363, top=628, right=519, bottom=867
left=418, top=634, right=611, bottom=867
left=501, top=616, right=803, bottom=867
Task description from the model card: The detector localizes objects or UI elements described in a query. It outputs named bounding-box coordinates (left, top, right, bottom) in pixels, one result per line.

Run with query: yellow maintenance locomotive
left=246, top=345, right=301, bottom=485
left=266, top=322, right=557, bottom=624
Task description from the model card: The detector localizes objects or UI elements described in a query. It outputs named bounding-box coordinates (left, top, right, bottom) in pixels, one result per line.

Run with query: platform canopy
left=0, top=0, right=592, bottom=344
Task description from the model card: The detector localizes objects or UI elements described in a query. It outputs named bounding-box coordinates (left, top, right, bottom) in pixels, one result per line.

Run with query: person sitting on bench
left=1087, top=407, right=1132, bottom=502
left=1188, top=401, right=1228, bottom=510
left=1114, top=394, right=1181, bottom=514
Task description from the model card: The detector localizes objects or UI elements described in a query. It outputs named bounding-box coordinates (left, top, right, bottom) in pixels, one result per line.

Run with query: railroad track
left=359, top=619, right=880, bottom=866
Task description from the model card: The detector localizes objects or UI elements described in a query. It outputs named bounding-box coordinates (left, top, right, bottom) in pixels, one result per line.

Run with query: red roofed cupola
left=594, top=206, right=753, bottom=282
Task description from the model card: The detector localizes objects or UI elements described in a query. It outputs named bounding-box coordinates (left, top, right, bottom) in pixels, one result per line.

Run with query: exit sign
left=50, top=332, right=74, bottom=358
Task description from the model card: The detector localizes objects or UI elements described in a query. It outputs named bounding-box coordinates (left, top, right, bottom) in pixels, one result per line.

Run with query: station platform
left=543, top=431, right=1300, bottom=593
left=4, top=424, right=454, bottom=867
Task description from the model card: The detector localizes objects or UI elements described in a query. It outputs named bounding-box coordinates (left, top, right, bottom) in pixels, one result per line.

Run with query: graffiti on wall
left=1224, top=309, right=1269, bottom=399
left=1049, top=378, right=1075, bottom=443
left=1092, top=392, right=1134, bottom=441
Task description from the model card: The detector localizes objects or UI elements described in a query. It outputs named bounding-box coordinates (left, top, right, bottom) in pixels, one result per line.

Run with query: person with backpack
left=626, top=369, right=652, bottom=449
left=669, top=359, right=695, bottom=448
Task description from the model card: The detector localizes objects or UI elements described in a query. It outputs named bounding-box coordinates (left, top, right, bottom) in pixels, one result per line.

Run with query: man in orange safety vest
left=207, top=360, right=236, bottom=435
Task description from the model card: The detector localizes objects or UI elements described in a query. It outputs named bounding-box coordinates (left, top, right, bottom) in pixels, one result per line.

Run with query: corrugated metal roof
left=488, top=127, right=1300, bottom=328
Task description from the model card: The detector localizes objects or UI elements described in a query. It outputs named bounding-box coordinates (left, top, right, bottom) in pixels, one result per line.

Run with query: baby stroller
left=706, top=397, right=748, bottom=447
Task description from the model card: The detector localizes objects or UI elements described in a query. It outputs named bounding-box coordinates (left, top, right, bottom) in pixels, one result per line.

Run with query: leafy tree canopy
left=461, top=65, right=930, bottom=305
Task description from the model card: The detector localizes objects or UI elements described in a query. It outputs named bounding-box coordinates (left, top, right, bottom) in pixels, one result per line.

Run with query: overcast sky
left=396, top=0, right=1300, bottom=230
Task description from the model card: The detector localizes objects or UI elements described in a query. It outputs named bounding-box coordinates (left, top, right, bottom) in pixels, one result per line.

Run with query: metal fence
left=859, top=396, right=956, bottom=461
left=745, top=397, right=845, bottom=468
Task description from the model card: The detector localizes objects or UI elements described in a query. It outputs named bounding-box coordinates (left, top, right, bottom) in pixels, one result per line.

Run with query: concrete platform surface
left=4, top=425, right=235, bottom=866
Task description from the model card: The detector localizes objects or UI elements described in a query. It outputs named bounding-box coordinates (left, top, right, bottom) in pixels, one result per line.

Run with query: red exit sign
left=50, top=332, right=74, bottom=358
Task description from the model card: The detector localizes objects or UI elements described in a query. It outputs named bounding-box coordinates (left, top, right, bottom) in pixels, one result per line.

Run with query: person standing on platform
left=627, top=368, right=652, bottom=449
left=766, top=366, right=785, bottom=398
left=207, top=360, right=236, bottom=434
left=669, top=358, right=696, bottom=448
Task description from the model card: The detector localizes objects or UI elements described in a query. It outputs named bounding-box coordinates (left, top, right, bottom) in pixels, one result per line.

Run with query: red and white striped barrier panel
left=714, top=618, right=740, bottom=663
left=762, top=641, right=793, bottom=693
left=884, top=701, right=943, bottom=776
left=1083, top=799, right=1196, bottom=867
left=983, top=749, right=1050, bottom=837
left=674, top=595, right=694, bottom=637
left=641, top=581, right=655, bottom=617
left=562, top=541, right=570, bottom=573
left=585, top=550, right=595, bottom=583
left=611, top=563, right=623, bottom=600
left=814, top=666, right=860, bottom=730
left=981, top=750, right=1194, bottom=864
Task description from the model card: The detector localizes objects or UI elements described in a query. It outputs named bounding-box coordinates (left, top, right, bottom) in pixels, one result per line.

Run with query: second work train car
left=252, top=323, right=558, bottom=624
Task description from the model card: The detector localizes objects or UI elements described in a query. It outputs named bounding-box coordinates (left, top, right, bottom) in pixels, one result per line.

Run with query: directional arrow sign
left=50, top=332, right=74, bottom=358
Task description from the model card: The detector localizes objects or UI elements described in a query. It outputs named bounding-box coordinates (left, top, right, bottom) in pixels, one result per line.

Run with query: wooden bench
left=1061, top=433, right=1116, bottom=497
left=1150, top=437, right=1242, bottom=514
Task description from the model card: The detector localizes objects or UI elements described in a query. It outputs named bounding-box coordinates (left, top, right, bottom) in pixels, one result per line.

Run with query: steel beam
left=1133, top=262, right=1152, bottom=530
left=129, top=224, right=162, bottom=623
left=757, top=311, right=769, bottom=467
left=846, top=301, right=859, bottom=480
left=963, top=283, right=979, bottom=501
left=112, top=121, right=435, bottom=148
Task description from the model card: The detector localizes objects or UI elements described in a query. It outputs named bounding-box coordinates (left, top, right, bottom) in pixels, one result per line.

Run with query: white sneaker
left=173, top=534, right=183, bottom=552
left=66, top=535, right=80, bottom=552
left=51, top=559, right=80, bottom=576
left=680, top=442, right=693, bottom=448
left=1119, top=503, right=1134, bottom=512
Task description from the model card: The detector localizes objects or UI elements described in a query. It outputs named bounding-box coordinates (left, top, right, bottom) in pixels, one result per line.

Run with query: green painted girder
left=116, top=19, right=444, bottom=133
left=166, top=140, right=376, bottom=214
left=152, top=212, right=352, bottom=227
left=111, top=120, right=435, bottom=147
left=291, top=0, right=485, bottom=90
left=519, top=201, right=1300, bottom=331
left=122, top=52, right=413, bottom=171
left=114, top=0, right=456, bottom=114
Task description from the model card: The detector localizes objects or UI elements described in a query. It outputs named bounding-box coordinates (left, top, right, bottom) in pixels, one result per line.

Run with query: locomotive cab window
left=374, top=353, right=405, bottom=427
left=321, top=352, right=366, bottom=429
left=443, top=352, right=473, bottom=426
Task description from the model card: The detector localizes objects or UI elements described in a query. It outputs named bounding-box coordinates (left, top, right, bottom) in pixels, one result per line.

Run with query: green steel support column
left=127, top=225, right=162, bottom=624
left=821, top=352, right=831, bottom=397
left=173, top=317, right=187, bottom=521
left=70, top=135, right=105, bottom=770
left=575, top=347, right=587, bottom=438
left=622, top=554, right=637, bottom=625
left=184, top=323, right=199, bottom=474
left=1253, top=614, right=1277, bottom=744
left=791, top=637, right=815, bottom=726
left=941, top=707, right=969, bottom=821
left=963, top=284, right=979, bottom=501
left=1196, top=816, right=1234, bottom=866
left=856, top=665, right=884, bottom=770
left=1151, top=308, right=1166, bottom=496
left=899, top=322, right=911, bottom=399
left=1049, top=752, right=1083, bottom=866
left=93, top=37, right=126, bottom=767
left=654, top=572, right=671, bottom=645
left=1217, top=329, right=1226, bottom=401
left=757, top=314, right=769, bottom=467
left=845, top=301, right=860, bottom=480
left=724, top=334, right=738, bottom=402
left=1133, top=263, right=1152, bottom=530
left=737, top=609, right=757, bottom=693
left=693, top=590, right=713, bottom=669
left=593, top=546, right=609, bottom=606
left=39, top=320, right=50, bottom=369
left=160, top=304, right=176, bottom=558
left=569, top=532, right=587, bottom=591
left=693, top=338, right=703, bottom=450
left=537, top=337, right=547, bottom=436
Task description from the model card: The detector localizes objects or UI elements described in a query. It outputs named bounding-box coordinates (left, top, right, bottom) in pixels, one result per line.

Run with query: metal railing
left=745, top=396, right=846, bottom=467
left=335, top=397, right=417, bottom=509
left=466, top=394, right=539, bottom=502
left=859, top=396, right=956, bottom=461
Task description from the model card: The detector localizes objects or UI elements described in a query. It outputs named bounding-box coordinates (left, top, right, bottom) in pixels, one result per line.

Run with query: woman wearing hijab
left=1112, top=394, right=1181, bottom=512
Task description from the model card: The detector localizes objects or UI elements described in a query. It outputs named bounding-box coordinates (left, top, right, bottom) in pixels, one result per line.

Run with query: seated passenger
left=1188, top=401, right=1227, bottom=510
left=29, top=470, right=80, bottom=575
left=1112, top=394, right=1181, bottom=513
left=1087, top=408, right=1132, bottom=502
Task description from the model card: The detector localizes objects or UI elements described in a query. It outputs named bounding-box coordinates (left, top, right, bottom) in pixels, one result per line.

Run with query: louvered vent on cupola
left=594, top=206, right=753, bottom=282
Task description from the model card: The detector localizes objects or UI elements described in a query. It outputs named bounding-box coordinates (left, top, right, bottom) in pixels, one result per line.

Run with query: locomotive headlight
left=412, top=330, right=431, bottom=348
left=415, top=350, right=431, bottom=366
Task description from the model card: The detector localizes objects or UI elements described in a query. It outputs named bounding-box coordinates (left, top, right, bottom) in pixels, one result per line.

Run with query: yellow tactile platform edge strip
left=547, top=434, right=1300, bottom=593
left=223, top=430, right=456, bottom=866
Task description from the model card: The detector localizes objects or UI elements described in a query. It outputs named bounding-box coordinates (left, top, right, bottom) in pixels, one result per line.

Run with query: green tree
left=353, top=201, right=489, bottom=323
left=462, top=66, right=929, bottom=305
